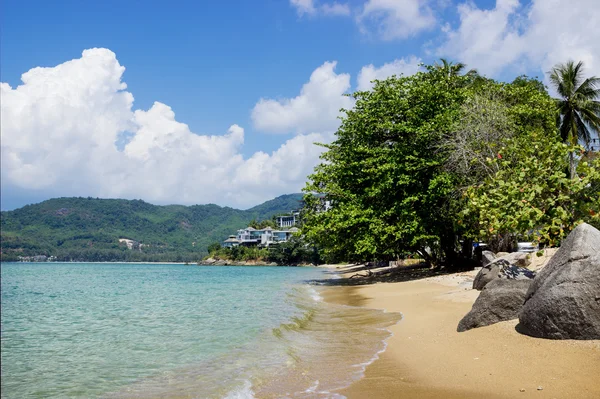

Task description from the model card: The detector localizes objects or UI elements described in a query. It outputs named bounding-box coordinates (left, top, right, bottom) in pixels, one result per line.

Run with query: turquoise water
left=1, top=263, right=400, bottom=398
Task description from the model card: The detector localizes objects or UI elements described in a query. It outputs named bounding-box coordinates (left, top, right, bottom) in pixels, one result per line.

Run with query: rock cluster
left=460, top=223, right=600, bottom=340
left=458, top=278, right=531, bottom=332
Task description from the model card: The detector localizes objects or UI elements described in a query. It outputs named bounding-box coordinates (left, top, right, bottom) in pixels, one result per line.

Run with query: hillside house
left=223, top=226, right=299, bottom=248
left=276, top=211, right=300, bottom=228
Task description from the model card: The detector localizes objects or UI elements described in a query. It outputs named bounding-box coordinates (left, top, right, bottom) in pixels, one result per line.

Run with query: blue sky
left=1, top=0, right=599, bottom=210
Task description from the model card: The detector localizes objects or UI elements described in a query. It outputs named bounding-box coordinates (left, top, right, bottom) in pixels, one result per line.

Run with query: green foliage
left=210, top=246, right=271, bottom=262
left=302, top=65, right=471, bottom=265
left=302, top=59, right=588, bottom=265
left=0, top=194, right=303, bottom=262
left=206, top=235, right=320, bottom=265
left=248, top=218, right=277, bottom=229
left=267, top=236, right=321, bottom=265
left=207, top=242, right=222, bottom=254
left=464, top=133, right=600, bottom=247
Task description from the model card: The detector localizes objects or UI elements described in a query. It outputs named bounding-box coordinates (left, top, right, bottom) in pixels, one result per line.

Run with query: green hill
left=0, top=194, right=303, bottom=262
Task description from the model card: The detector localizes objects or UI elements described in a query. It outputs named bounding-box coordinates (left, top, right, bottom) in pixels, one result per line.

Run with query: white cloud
left=358, top=0, right=436, bottom=40
left=251, top=61, right=354, bottom=134
left=0, top=49, right=330, bottom=208
left=230, top=132, right=333, bottom=205
left=438, top=0, right=600, bottom=79
left=321, top=2, right=351, bottom=16
left=290, top=0, right=350, bottom=17
left=357, top=56, right=422, bottom=91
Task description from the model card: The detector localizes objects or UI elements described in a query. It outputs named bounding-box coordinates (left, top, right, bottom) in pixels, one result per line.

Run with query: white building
left=223, top=226, right=298, bottom=248
left=222, top=235, right=240, bottom=248
left=276, top=211, right=300, bottom=228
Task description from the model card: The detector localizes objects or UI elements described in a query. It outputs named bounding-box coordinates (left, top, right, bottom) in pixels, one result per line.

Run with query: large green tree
left=549, top=60, right=600, bottom=177
left=302, top=63, right=563, bottom=265
left=302, top=65, right=472, bottom=266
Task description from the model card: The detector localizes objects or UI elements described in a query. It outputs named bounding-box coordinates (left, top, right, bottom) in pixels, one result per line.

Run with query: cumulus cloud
left=290, top=0, right=350, bottom=17
left=438, top=0, right=600, bottom=79
left=230, top=131, right=333, bottom=205
left=357, top=56, right=422, bottom=91
left=251, top=61, right=354, bottom=134
left=0, top=49, right=330, bottom=208
left=358, top=0, right=436, bottom=40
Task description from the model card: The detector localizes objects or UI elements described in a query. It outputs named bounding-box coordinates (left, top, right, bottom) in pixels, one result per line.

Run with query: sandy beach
left=322, top=266, right=600, bottom=399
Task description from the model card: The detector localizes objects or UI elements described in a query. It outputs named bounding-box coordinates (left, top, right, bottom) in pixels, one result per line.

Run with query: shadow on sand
left=312, top=263, right=458, bottom=286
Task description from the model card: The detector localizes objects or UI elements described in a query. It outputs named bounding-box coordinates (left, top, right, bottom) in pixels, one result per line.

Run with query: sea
left=1, top=263, right=400, bottom=399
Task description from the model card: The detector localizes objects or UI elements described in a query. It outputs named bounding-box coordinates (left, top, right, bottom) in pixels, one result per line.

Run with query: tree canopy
left=301, top=60, right=600, bottom=266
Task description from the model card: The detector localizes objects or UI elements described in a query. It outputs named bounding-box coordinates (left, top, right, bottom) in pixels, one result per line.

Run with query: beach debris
left=537, top=386, right=543, bottom=390
left=458, top=278, right=532, bottom=332
left=520, top=388, right=525, bottom=392
left=519, top=223, right=600, bottom=340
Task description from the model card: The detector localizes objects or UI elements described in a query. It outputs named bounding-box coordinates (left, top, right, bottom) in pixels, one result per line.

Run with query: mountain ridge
left=0, top=194, right=304, bottom=262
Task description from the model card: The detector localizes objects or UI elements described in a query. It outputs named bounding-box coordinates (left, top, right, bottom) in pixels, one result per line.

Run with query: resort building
left=223, top=226, right=299, bottom=248
left=222, top=235, right=240, bottom=248
left=276, top=210, right=300, bottom=228
left=221, top=208, right=304, bottom=248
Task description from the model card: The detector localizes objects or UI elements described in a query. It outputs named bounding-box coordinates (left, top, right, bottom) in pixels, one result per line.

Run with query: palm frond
left=572, top=60, right=585, bottom=89
left=574, top=112, right=592, bottom=146
left=578, top=105, right=600, bottom=134
left=549, top=60, right=600, bottom=146
left=575, top=77, right=600, bottom=100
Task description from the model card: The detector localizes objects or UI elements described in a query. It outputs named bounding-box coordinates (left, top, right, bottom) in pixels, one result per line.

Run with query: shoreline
left=321, top=267, right=600, bottom=398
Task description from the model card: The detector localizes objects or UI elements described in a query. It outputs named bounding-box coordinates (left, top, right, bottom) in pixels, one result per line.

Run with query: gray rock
left=458, top=279, right=531, bottom=332
left=481, top=250, right=496, bottom=266
left=473, top=259, right=536, bottom=290
left=499, top=252, right=531, bottom=267
left=473, top=261, right=501, bottom=290
left=500, top=263, right=536, bottom=280
left=519, top=223, right=600, bottom=340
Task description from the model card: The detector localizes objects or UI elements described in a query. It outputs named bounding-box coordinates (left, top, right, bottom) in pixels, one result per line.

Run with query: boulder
left=499, top=252, right=531, bottom=267
left=473, top=261, right=501, bottom=290
left=458, top=279, right=531, bottom=332
left=500, top=263, right=536, bottom=280
left=519, top=223, right=600, bottom=339
left=473, top=259, right=536, bottom=290
left=481, top=250, right=496, bottom=266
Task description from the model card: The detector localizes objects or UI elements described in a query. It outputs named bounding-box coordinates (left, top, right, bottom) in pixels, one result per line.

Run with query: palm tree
left=549, top=60, right=600, bottom=178
left=434, top=58, right=478, bottom=79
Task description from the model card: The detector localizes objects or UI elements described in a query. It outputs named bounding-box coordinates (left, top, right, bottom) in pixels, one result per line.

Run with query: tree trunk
left=461, top=238, right=473, bottom=259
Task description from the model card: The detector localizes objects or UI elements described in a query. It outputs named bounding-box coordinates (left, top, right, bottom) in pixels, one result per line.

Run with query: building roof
left=246, top=227, right=256, bottom=231
left=263, top=227, right=273, bottom=231
left=223, top=238, right=240, bottom=243
left=289, top=227, right=299, bottom=232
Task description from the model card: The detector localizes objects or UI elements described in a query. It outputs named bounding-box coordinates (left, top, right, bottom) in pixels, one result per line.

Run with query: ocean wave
left=223, top=380, right=256, bottom=399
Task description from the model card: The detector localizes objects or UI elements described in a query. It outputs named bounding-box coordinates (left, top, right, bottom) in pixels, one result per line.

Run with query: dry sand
left=322, top=266, right=600, bottom=399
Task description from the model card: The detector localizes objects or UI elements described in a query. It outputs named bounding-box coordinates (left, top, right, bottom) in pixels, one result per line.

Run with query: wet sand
left=322, top=269, right=600, bottom=399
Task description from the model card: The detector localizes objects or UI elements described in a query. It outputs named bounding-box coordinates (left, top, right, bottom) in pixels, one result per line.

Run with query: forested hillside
left=0, top=194, right=303, bottom=262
